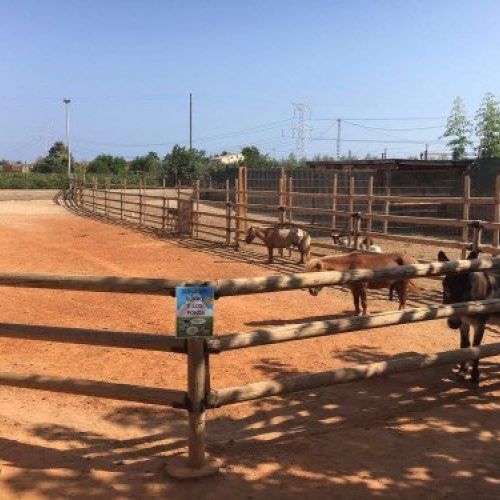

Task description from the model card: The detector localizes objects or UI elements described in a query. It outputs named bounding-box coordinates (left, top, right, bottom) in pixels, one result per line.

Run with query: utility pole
left=336, top=118, right=342, bottom=159
left=189, top=92, right=193, bottom=150
left=424, top=143, right=428, bottom=160
left=63, top=98, right=71, bottom=176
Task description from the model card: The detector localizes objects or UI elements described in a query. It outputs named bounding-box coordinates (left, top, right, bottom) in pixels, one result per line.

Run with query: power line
left=343, top=120, right=444, bottom=132
left=311, top=137, right=442, bottom=145
left=310, top=116, right=447, bottom=121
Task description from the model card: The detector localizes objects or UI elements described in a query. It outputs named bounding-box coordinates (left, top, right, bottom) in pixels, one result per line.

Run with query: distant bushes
left=0, top=173, right=70, bottom=190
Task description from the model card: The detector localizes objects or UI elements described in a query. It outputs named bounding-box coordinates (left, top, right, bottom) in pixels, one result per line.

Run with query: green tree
left=241, top=146, right=275, bottom=168
left=442, top=97, right=472, bottom=160
left=129, top=151, right=161, bottom=175
left=163, top=145, right=209, bottom=184
left=33, top=141, right=74, bottom=173
left=87, top=154, right=127, bottom=175
left=475, top=93, right=500, bottom=159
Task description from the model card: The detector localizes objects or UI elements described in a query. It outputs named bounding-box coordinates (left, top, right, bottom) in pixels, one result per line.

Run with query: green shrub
left=0, top=173, right=70, bottom=189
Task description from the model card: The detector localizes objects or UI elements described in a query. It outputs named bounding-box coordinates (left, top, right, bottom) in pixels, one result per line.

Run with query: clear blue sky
left=1, top=0, right=499, bottom=162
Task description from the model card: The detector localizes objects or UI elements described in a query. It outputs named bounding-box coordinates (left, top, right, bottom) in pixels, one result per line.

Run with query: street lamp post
left=63, top=98, right=71, bottom=176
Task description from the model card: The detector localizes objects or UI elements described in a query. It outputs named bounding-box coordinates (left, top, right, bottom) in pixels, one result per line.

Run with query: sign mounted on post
left=176, top=286, right=214, bottom=337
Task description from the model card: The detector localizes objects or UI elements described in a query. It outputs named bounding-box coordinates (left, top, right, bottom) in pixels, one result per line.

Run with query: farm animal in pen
left=438, top=250, right=499, bottom=385
left=306, top=252, right=418, bottom=315
left=331, top=232, right=382, bottom=253
left=245, top=226, right=311, bottom=264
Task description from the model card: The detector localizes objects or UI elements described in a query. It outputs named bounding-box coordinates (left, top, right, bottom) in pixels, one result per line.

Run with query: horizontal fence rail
left=0, top=322, right=186, bottom=353
left=207, top=343, right=500, bottom=408
left=208, top=298, right=500, bottom=352
left=0, top=372, right=187, bottom=408
left=1, top=257, right=500, bottom=297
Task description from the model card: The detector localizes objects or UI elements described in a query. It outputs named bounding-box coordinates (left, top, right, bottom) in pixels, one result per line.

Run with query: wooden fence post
left=347, top=173, right=354, bottom=246
left=277, top=169, right=286, bottom=257
left=461, top=170, right=471, bottom=258
left=166, top=337, right=219, bottom=478
left=225, top=179, right=231, bottom=246
left=366, top=174, right=374, bottom=243
left=494, top=174, right=500, bottom=247
left=139, top=179, right=144, bottom=226
left=383, top=170, right=391, bottom=234
left=236, top=166, right=248, bottom=236
left=287, top=176, right=293, bottom=257
left=92, top=176, right=96, bottom=213
left=188, top=336, right=206, bottom=467
left=120, top=190, right=123, bottom=220
left=331, top=173, right=338, bottom=232
left=234, top=178, right=240, bottom=251
left=352, top=213, right=361, bottom=250
left=104, top=179, right=108, bottom=217
left=162, top=196, right=167, bottom=232
left=194, top=180, right=200, bottom=239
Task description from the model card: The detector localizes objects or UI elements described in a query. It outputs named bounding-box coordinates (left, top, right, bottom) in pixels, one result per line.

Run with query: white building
left=213, top=152, right=244, bottom=165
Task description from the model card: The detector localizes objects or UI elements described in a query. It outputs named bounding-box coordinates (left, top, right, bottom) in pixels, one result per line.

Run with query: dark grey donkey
left=438, top=250, right=500, bottom=385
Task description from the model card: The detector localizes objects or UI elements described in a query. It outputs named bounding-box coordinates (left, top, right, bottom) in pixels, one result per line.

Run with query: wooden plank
left=364, top=213, right=466, bottom=228
left=212, top=256, right=500, bottom=297
left=0, top=371, right=187, bottom=408
left=208, top=299, right=500, bottom=352
left=0, top=322, right=186, bottom=353
left=208, top=343, right=500, bottom=407
left=0, top=272, right=183, bottom=295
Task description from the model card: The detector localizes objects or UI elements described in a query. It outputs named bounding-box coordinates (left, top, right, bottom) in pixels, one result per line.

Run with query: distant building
left=213, top=152, right=244, bottom=165
left=0, top=162, right=30, bottom=173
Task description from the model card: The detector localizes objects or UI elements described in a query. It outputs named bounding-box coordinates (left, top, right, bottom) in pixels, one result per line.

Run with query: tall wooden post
left=278, top=169, right=286, bottom=257
left=287, top=176, right=293, bottom=257
left=352, top=213, right=361, bottom=250
left=139, top=178, right=144, bottom=226
left=193, top=180, right=200, bottom=238
left=383, top=170, right=391, bottom=234
left=367, top=174, right=374, bottom=241
left=347, top=173, right=355, bottom=246
left=120, top=191, right=123, bottom=220
left=187, top=337, right=206, bottom=467
left=237, top=166, right=247, bottom=236
left=331, top=173, right=338, bottom=232
left=104, top=178, right=108, bottom=217
left=234, top=178, right=240, bottom=250
left=461, top=170, right=471, bottom=258
left=92, top=176, right=96, bottom=213
left=494, top=175, right=500, bottom=247
left=162, top=196, right=167, bottom=232
left=225, top=179, right=231, bottom=246
left=166, top=337, right=219, bottom=479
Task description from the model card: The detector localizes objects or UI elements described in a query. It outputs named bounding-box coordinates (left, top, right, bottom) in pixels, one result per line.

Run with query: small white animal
left=360, top=238, right=382, bottom=253
left=331, top=232, right=350, bottom=247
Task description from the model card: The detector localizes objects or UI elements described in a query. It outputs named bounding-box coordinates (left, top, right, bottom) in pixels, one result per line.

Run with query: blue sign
left=176, top=286, right=214, bottom=337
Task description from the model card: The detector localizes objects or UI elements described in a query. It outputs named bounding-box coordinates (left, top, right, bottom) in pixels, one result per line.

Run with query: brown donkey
left=306, top=251, right=418, bottom=315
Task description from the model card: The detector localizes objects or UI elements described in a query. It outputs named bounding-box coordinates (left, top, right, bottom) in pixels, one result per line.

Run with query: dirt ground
left=0, top=198, right=498, bottom=499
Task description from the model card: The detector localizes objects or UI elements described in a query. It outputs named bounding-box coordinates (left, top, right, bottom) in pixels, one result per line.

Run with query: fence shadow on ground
left=2, top=353, right=498, bottom=499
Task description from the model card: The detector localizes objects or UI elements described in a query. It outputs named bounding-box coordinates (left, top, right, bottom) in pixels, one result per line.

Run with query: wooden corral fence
left=1, top=256, right=500, bottom=477
left=74, top=168, right=500, bottom=260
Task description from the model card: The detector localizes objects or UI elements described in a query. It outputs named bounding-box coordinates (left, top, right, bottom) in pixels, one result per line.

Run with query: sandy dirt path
left=0, top=200, right=498, bottom=499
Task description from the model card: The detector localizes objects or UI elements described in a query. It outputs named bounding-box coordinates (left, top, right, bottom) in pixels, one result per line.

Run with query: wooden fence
left=2, top=256, right=500, bottom=477
left=73, top=168, right=500, bottom=260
